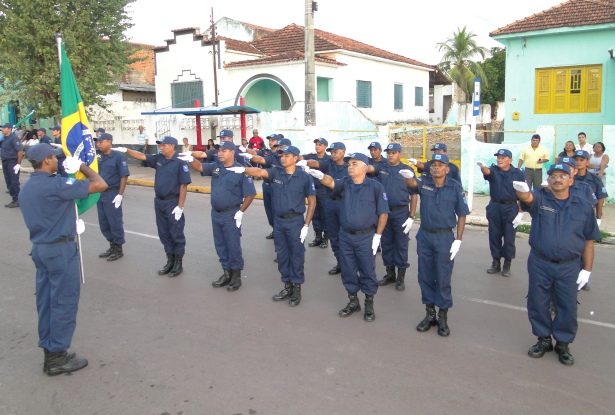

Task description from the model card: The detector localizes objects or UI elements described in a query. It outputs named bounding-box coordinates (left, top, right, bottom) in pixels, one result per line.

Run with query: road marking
left=84, top=222, right=159, bottom=240
left=463, top=297, right=615, bottom=329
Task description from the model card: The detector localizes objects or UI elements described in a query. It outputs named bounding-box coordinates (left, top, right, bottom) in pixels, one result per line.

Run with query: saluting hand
left=111, top=147, right=127, bottom=153
left=398, top=169, right=414, bottom=179
left=476, top=161, right=486, bottom=168
left=227, top=166, right=246, bottom=174
left=408, top=158, right=418, bottom=165
left=512, top=181, right=530, bottom=193
left=239, top=153, right=253, bottom=160
left=178, top=154, right=194, bottom=162
left=50, top=143, right=62, bottom=149
left=307, top=169, right=324, bottom=180
left=296, top=160, right=307, bottom=167
left=63, top=156, right=83, bottom=174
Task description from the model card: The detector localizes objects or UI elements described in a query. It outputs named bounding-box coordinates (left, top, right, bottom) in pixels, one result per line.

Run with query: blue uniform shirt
left=201, top=161, right=257, bottom=210
left=98, top=151, right=130, bottom=187
left=145, top=153, right=192, bottom=198
left=1, top=132, right=23, bottom=160
left=416, top=176, right=470, bottom=229
left=525, top=189, right=600, bottom=260
left=421, top=161, right=462, bottom=183
left=303, top=153, right=330, bottom=189
left=484, top=165, right=525, bottom=201
left=39, top=135, right=52, bottom=145
left=318, top=158, right=348, bottom=197
left=371, top=162, right=415, bottom=207
left=332, top=177, right=390, bottom=231
left=206, top=148, right=246, bottom=166
left=575, top=172, right=608, bottom=200
left=19, top=172, right=90, bottom=243
left=265, top=166, right=315, bottom=215
left=262, top=152, right=282, bottom=168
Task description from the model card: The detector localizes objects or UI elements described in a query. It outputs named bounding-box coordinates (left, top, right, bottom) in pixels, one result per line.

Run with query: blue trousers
left=527, top=253, right=580, bottom=343
left=273, top=215, right=305, bottom=284
left=212, top=208, right=244, bottom=270
left=382, top=208, right=410, bottom=268
left=416, top=229, right=455, bottom=308
left=486, top=203, right=518, bottom=259
left=263, top=184, right=274, bottom=228
left=97, top=191, right=125, bottom=244
left=325, top=199, right=342, bottom=260
left=2, top=159, right=20, bottom=201
left=339, top=230, right=378, bottom=295
left=154, top=197, right=186, bottom=255
left=32, top=241, right=81, bottom=352
left=312, top=190, right=328, bottom=233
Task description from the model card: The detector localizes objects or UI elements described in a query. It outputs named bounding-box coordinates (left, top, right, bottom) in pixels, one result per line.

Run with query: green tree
left=0, top=0, right=136, bottom=118
left=437, top=26, right=488, bottom=103
left=479, top=47, right=506, bottom=110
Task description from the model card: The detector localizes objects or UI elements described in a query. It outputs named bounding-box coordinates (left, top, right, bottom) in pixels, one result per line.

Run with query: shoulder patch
left=122, top=161, right=127, bottom=166
left=247, top=177, right=253, bottom=184
left=65, top=178, right=76, bottom=185
left=183, top=165, right=189, bottom=172
left=382, top=192, right=388, bottom=201
left=311, top=183, right=316, bottom=191
left=602, top=187, right=607, bottom=193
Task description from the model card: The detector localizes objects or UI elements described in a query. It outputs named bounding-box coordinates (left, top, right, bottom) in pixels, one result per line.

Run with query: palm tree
left=437, top=26, right=488, bottom=103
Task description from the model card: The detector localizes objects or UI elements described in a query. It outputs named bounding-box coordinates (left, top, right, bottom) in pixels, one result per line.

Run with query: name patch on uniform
left=183, top=165, right=189, bottom=172
left=157, top=162, right=163, bottom=167
left=65, top=178, right=76, bottom=185
left=540, top=206, right=556, bottom=213
left=382, top=192, right=388, bottom=201
left=379, top=171, right=389, bottom=176
left=273, top=179, right=283, bottom=185
left=423, top=185, right=435, bottom=192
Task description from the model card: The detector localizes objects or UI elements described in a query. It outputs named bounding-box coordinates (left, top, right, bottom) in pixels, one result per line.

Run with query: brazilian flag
left=60, top=42, right=99, bottom=214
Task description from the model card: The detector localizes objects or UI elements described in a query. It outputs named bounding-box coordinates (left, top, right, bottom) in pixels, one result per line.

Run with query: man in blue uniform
left=113, top=136, right=191, bottom=277
left=95, top=133, right=130, bottom=261
left=36, top=128, right=52, bottom=145
left=513, top=163, right=600, bottom=366
left=410, top=143, right=462, bottom=183
left=20, top=143, right=108, bottom=375
left=368, top=142, right=387, bottom=170
left=301, top=137, right=330, bottom=249
left=308, top=153, right=389, bottom=321
left=367, top=143, right=417, bottom=291
left=1, top=123, right=24, bottom=208
left=229, top=145, right=316, bottom=306
left=476, top=149, right=526, bottom=277
left=399, top=153, right=469, bottom=336
left=180, top=141, right=256, bottom=291
left=49, top=126, right=68, bottom=178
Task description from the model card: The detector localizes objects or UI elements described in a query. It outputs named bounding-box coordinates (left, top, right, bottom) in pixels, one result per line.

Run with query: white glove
left=76, top=219, right=85, bottom=235
left=512, top=181, right=530, bottom=192
left=596, top=218, right=602, bottom=226
left=540, top=180, right=549, bottom=188
left=398, top=169, right=414, bottom=179
left=576, top=270, right=591, bottom=291
left=13, top=164, right=20, bottom=174
left=372, top=234, right=382, bottom=255
left=302, top=165, right=311, bottom=174
left=178, top=154, right=194, bottom=162
left=172, top=206, right=183, bottom=221
left=307, top=169, right=324, bottom=180
left=512, top=212, right=524, bottom=228
left=238, top=145, right=247, bottom=152
left=300, top=225, right=309, bottom=243
left=402, top=218, right=414, bottom=234
left=449, top=240, right=462, bottom=260
left=227, top=166, right=246, bottom=174
left=50, top=143, right=62, bottom=149
left=63, top=156, right=83, bottom=174
left=476, top=161, right=486, bottom=168
left=234, top=210, right=243, bottom=228
left=296, top=160, right=307, bottom=167
left=409, top=158, right=418, bottom=165
left=111, top=147, right=127, bottom=153
left=239, top=152, right=253, bottom=161
left=112, top=194, right=123, bottom=208
left=178, top=151, right=192, bottom=158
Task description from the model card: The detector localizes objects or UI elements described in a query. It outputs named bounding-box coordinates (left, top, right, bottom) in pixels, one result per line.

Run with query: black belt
left=492, top=200, right=518, bottom=205
left=156, top=194, right=179, bottom=201
left=525, top=167, right=542, bottom=170
left=390, top=205, right=408, bottom=211
left=104, top=186, right=119, bottom=192
left=329, top=196, right=342, bottom=200
left=53, top=237, right=76, bottom=244
left=531, top=250, right=580, bottom=264
left=276, top=212, right=303, bottom=219
left=341, top=226, right=375, bottom=235
left=420, top=226, right=453, bottom=234
left=215, top=205, right=240, bottom=213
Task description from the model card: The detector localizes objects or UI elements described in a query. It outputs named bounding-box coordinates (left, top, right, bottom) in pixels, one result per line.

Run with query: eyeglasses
left=549, top=174, right=569, bottom=180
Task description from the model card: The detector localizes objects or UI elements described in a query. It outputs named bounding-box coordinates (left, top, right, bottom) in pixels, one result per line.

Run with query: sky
left=125, top=0, right=565, bottom=65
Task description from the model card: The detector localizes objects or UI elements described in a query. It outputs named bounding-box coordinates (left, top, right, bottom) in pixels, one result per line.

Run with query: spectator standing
left=517, top=134, right=549, bottom=191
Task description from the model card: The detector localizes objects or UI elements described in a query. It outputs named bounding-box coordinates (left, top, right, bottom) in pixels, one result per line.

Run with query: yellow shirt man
left=517, top=134, right=549, bottom=190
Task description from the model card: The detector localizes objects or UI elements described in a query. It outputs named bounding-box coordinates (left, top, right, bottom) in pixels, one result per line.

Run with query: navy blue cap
left=50, top=126, right=61, bottom=131
left=494, top=149, right=512, bottom=158
left=326, top=142, right=346, bottom=151
left=277, top=145, right=300, bottom=156
left=156, top=136, right=178, bottom=145
left=574, top=150, right=590, bottom=159
left=368, top=141, right=382, bottom=149
left=26, top=143, right=63, bottom=163
left=219, top=141, right=237, bottom=151
left=96, top=133, right=113, bottom=141
left=314, top=137, right=328, bottom=146
left=344, top=152, right=370, bottom=165
left=278, top=138, right=292, bottom=147
left=384, top=143, right=402, bottom=152
left=431, top=153, right=449, bottom=164
left=218, top=129, right=234, bottom=138
left=0, top=123, right=13, bottom=129
left=38, top=127, right=47, bottom=134
left=431, top=143, right=447, bottom=152
left=557, top=156, right=576, bottom=167
left=95, top=128, right=105, bottom=133
left=547, top=163, right=572, bottom=176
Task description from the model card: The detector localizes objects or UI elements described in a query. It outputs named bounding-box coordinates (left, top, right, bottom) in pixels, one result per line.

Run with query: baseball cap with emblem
left=96, top=133, right=113, bottom=141
left=219, top=141, right=237, bottom=151
left=431, top=153, right=449, bottom=164
left=344, top=152, right=370, bottom=165
left=494, top=149, right=512, bottom=158
left=368, top=142, right=382, bottom=150
left=26, top=143, right=63, bottom=162
left=326, top=142, right=346, bottom=151
left=557, top=156, right=576, bottom=167
left=156, top=136, right=178, bottom=145
left=277, top=145, right=300, bottom=156
left=278, top=138, right=292, bottom=147
left=384, top=143, right=402, bottom=152
left=50, top=126, right=61, bottom=131
left=0, top=123, right=13, bottom=129
left=218, top=129, right=234, bottom=138
left=547, top=163, right=572, bottom=176
left=95, top=128, right=105, bottom=133
left=574, top=150, right=590, bottom=159
left=314, top=137, right=328, bottom=146
left=38, top=127, right=47, bottom=134
left=431, top=143, right=447, bottom=152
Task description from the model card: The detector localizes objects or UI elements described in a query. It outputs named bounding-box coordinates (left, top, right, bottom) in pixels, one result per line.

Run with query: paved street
left=1, top=178, right=615, bottom=415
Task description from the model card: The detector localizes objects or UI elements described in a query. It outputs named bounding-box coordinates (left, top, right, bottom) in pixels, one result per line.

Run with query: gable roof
left=225, top=50, right=345, bottom=68
left=491, top=0, right=615, bottom=36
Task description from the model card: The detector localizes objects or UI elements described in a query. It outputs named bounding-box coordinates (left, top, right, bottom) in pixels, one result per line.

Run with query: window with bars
left=357, top=80, right=372, bottom=108
left=171, top=81, right=204, bottom=108
left=415, top=87, right=423, bottom=106
left=535, top=65, right=602, bottom=114
left=394, top=84, right=403, bottom=110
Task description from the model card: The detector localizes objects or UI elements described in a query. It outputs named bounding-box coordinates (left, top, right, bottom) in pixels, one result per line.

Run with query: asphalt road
left=1, top=181, right=614, bottom=415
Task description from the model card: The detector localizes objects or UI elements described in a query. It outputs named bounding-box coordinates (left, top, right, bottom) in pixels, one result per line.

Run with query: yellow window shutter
left=586, top=66, right=601, bottom=113
left=535, top=70, right=551, bottom=113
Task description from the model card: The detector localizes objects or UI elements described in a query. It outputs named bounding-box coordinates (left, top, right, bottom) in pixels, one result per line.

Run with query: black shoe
left=396, top=268, right=406, bottom=291
left=376, top=245, right=381, bottom=253
left=212, top=269, right=231, bottom=288
left=308, top=231, right=323, bottom=247
left=5, top=200, right=19, bottom=208
left=528, top=336, right=554, bottom=358
left=168, top=254, right=183, bottom=277
left=364, top=295, right=375, bottom=322
left=378, top=266, right=396, bottom=286
left=487, top=258, right=501, bottom=274
left=157, top=253, right=175, bottom=275
left=416, top=304, right=437, bottom=332
left=581, top=284, right=590, bottom=291
left=46, top=351, right=88, bottom=376
left=227, top=269, right=242, bottom=292
left=339, top=292, right=361, bottom=317
left=501, top=259, right=511, bottom=277
left=106, top=243, right=123, bottom=261
left=265, top=231, right=274, bottom=240
left=437, top=308, right=450, bottom=336
left=328, top=262, right=341, bottom=275
left=320, top=233, right=329, bottom=249
left=98, top=242, right=114, bottom=258
left=43, top=349, right=75, bottom=373
left=274, top=257, right=278, bottom=263
left=554, top=341, right=574, bottom=366
left=272, top=282, right=293, bottom=302
left=288, top=283, right=301, bottom=307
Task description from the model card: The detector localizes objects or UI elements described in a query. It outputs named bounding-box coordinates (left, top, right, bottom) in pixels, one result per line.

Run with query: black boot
left=416, top=304, right=437, bottom=332
left=396, top=268, right=406, bottom=291
left=554, top=341, right=574, bottom=365
left=437, top=308, right=450, bottom=336
left=364, top=295, right=375, bottom=322
left=378, top=266, right=396, bottom=286
left=157, top=253, right=175, bottom=275
left=227, top=269, right=242, bottom=292
left=98, top=242, right=114, bottom=258
left=265, top=231, right=274, bottom=239
left=46, top=351, right=88, bottom=376
left=487, top=258, right=501, bottom=274
left=106, top=243, right=123, bottom=261
left=339, top=292, right=361, bottom=317
left=272, top=282, right=293, bottom=302
left=43, top=349, right=75, bottom=373
left=328, top=261, right=341, bottom=275
left=528, top=336, right=554, bottom=358
left=288, top=283, right=302, bottom=306
left=501, top=259, right=511, bottom=277
left=168, top=254, right=183, bottom=277
left=308, top=231, right=323, bottom=247
left=213, top=269, right=231, bottom=288
left=320, top=232, right=329, bottom=249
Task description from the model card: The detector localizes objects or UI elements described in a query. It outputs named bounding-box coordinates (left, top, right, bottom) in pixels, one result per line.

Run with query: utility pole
left=210, top=8, right=219, bottom=142
left=304, top=0, right=316, bottom=126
